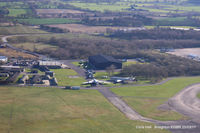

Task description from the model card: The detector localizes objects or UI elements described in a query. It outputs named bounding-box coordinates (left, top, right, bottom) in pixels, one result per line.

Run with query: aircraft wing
left=82, top=82, right=90, bottom=85
left=96, top=80, right=111, bottom=84
left=115, top=79, right=122, bottom=83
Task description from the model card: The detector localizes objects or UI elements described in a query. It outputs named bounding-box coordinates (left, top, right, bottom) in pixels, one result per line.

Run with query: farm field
left=7, top=33, right=99, bottom=44
left=52, top=69, right=86, bottom=86
left=67, top=1, right=198, bottom=14
left=17, top=18, right=79, bottom=25
left=0, top=86, right=169, bottom=133
left=167, top=48, right=200, bottom=58
left=0, top=2, right=26, bottom=8
left=166, top=5, right=200, bottom=12
left=68, top=2, right=130, bottom=12
left=0, top=25, right=47, bottom=35
left=12, top=43, right=58, bottom=52
left=8, top=9, right=27, bottom=17
left=0, top=48, right=36, bottom=59
left=111, top=77, right=200, bottom=121
left=47, top=24, right=128, bottom=34
left=36, top=9, right=85, bottom=14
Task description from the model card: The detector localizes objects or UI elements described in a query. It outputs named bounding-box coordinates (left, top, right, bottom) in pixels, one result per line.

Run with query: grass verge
left=52, top=69, right=85, bottom=86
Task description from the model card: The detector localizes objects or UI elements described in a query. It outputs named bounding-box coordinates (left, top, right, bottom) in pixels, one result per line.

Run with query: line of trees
left=82, top=15, right=153, bottom=27
left=121, top=51, right=200, bottom=79
left=40, top=25, right=69, bottom=33
left=109, top=28, right=200, bottom=40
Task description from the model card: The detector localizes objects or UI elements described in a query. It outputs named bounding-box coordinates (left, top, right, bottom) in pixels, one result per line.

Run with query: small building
left=88, top=54, right=122, bottom=70
left=0, top=43, right=6, bottom=48
left=0, top=65, right=24, bottom=72
left=0, top=56, right=8, bottom=63
left=38, top=61, right=69, bottom=69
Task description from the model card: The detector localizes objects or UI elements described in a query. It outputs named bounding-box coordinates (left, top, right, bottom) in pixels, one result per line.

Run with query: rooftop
left=0, top=56, right=8, bottom=59
left=89, top=54, right=121, bottom=64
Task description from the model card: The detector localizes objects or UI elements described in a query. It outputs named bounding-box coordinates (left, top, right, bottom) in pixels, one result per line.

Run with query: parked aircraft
left=0, top=73, right=9, bottom=77
left=85, top=69, right=95, bottom=79
left=82, top=79, right=111, bottom=86
left=110, top=76, right=135, bottom=84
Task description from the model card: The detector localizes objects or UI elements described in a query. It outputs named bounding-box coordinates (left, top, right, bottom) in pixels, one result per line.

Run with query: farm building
left=88, top=54, right=122, bottom=70
left=0, top=56, right=8, bottom=63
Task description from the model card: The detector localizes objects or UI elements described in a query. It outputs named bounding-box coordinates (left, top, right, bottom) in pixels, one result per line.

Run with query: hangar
left=88, top=54, right=122, bottom=70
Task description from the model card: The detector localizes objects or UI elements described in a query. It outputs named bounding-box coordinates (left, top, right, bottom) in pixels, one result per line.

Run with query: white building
left=0, top=56, right=8, bottom=63
left=38, top=60, right=69, bottom=69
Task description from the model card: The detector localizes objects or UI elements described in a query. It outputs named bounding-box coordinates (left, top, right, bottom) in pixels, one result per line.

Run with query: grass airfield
left=0, top=86, right=169, bottom=133
left=111, top=77, right=200, bottom=121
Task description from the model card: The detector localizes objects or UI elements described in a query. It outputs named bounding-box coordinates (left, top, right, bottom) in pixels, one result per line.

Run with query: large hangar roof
left=89, top=54, right=121, bottom=64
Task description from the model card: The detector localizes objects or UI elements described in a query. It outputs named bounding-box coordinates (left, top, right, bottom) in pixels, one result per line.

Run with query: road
left=99, top=86, right=200, bottom=133
left=168, top=84, right=200, bottom=123
left=61, top=60, right=86, bottom=78
left=1, top=33, right=65, bottom=60
left=2, top=34, right=200, bottom=133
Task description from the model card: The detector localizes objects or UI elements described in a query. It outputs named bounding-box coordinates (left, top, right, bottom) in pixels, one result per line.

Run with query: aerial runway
left=98, top=84, right=200, bottom=133
left=2, top=34, right=200, bottom=133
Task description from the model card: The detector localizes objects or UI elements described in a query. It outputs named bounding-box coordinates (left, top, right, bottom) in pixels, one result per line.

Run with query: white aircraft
left=110, top=76, right=135, bottom=84
left=0, top=73, right=9, bottom=77
left=82, top=79, right=111, bottom=86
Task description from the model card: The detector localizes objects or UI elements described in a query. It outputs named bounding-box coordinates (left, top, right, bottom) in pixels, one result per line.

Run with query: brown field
left=0, top=23, right=14, bottom=27
left=47, top=24, right=123, bottom=34
left=0, top=48, right=37, bottom=59
left=36, top=9, right=85, bottom=14
left=168, top=48, right=200, bottom=57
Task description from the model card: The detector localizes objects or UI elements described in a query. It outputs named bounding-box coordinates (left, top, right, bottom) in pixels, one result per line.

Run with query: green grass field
left=72, top=61, right=80, bottom=67
left=0, top=2, right=26, bottom=8
left=12, top=42, right=57, bottom=52
left=94, top=71, right=119, bottom=79
left=0, top=86, right=169, bottom=133
left=123, top=61, right=137, bottom=67
left=0, top=25, right=47, bottom=35
left=8, top=9, right=27, bottom=17
left=8, top=33, right=97, bottom=43
left=17, top=18, right=79, bottom=25
left=111, top=77, right=200, bottom=121
left=69, top=2, right=130, bottom=12
left=198, top=93, right=200, bottom=99
left=52, top=69, right=86, bottom=86
left=122, top=60, right=146, bottom=68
